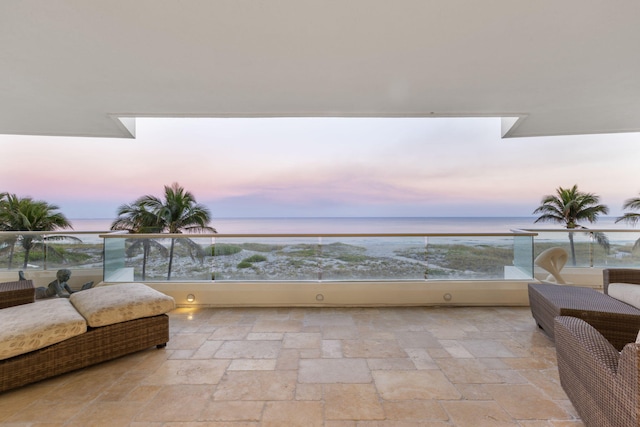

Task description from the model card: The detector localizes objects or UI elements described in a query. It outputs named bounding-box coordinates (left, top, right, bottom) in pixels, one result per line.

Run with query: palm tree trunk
left=8, top=243, right=15, bottom=269
left=142, top=242, right=149, bottom=280
left=167, top=238, right=176, bottom=280
left=22, top=247, right=30, bottom=269
left=568, top=232, right=577, bottom=266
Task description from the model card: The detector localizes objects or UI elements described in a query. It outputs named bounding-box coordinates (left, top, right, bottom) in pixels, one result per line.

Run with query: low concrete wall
left=139, top=280, right=533, bottom=308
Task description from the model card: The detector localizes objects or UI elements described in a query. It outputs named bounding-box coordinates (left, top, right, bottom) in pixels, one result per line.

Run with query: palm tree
left=533, top=184, right=610, bottom=265
left=138, top=183, right=216, bottom=280
left=0, top=193, right=75, bottom=269
left=110, top=201, right=168, bottom=280
left=615, top=193, right=640, bottom=252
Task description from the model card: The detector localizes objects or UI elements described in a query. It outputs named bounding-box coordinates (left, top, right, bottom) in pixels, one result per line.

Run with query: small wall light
left=186, top=294, right=195, bottom=303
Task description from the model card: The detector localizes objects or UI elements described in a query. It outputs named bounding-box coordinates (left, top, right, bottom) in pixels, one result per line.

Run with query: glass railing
left=101, top=232, right=537, bottom=282
left=523, top=229, right=640, bottom=268
left=0, top=231, right=105, bottom=272
left=6, top=229, right=640, bottom=282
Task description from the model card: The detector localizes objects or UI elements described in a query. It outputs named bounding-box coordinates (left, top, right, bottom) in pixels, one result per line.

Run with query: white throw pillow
left=607, top=283, right=640, bottom=310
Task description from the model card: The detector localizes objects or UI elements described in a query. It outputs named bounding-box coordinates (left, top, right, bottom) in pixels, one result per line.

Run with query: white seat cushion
left=70, top=283, right=175, bottom=327
left=608, top=283, right=640, bottom=310
left=0, top=298, right=87, bottom=360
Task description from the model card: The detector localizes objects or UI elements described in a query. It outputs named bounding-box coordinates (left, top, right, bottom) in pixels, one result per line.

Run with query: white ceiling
left=2, top=1, right=640, bottom=139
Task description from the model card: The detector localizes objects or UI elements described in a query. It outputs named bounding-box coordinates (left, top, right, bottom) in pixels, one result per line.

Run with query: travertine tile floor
left=0, top=306, right=584, bottom=426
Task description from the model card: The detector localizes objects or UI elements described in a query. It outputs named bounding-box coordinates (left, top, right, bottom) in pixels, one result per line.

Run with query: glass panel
left=320, top=236, right=427, bottom=281
left=592, top=230, right=640, bottom=268
left=103, top=236, right=126, bottom=281
left=426, top=236, right=517, bottom=280
left=0, top=232, right=29, bottom=271
left=120, top=235, right=213, bottom=282
left=44, top=233, right=104, bottom=270
left=212, top=237, right=320, bottom=281
left=512, top=235, right=534, bottom=279
left=534, top=231, right=600, bottom=268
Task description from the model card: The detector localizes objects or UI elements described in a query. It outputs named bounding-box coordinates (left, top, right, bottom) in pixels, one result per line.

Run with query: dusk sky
left=1, top=117, right=639, bottom=219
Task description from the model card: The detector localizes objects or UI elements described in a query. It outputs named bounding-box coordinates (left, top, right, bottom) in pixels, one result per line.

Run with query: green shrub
left=244, top=254, right=267, bottom=263
left=237, top=260, right=253, bottom=269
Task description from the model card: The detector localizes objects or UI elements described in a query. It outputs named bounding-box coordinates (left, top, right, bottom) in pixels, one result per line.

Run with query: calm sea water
left=68, top=216, right=631, bottom=234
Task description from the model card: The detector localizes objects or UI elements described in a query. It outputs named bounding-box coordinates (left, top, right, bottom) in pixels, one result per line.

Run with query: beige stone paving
left=0, top=306, right=585, bottom=426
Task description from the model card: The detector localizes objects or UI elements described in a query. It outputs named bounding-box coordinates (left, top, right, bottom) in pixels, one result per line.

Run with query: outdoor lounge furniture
left=528, top=282, right=640, bottom=351
left=0, top=280, right=175, bottom=393
left=0, top=279, right=36, bottom=309
left=554, top=315, right=640, bottom=427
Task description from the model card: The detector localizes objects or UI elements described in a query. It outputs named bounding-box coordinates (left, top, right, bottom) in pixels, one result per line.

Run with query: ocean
left=68, top=216, right=632, bottom=234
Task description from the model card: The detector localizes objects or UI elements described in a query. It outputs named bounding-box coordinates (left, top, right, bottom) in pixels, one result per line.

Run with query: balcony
left=4, top=228, right=633, bottom=424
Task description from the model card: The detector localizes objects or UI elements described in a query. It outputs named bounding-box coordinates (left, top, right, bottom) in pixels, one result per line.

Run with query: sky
left=1, top=117, right=640, bottom=219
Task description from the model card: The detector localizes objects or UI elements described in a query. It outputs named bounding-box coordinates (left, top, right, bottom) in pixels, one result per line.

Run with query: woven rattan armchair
left=555, top=316, right=639, bottom=427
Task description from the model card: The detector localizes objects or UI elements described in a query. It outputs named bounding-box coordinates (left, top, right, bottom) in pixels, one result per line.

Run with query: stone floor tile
left=283, top=332, right=322, bottom=349
left=200, top=401, right=264, bottom=422
left=143, top=359, right=229, bottom=385
left=134, top=385, right=213, bottom=422
left=208, top=325, right=252, bottom=340
left=461, top=340, right=517, bottom=358
left=322, top=325, right=360, bottom=339
left=298, top=358, right=372, bottom=383
left=322, top=339, right=343, bottom=357
left=372, top=370, right=460, bottom=400
left=246, top=332, right=284, bottom=340
left=251, top=319, right=303, bottom=332
left=166, top=333, right=209, bottom=350
left=295, top=383, right=323, bottom=400
left=324, top=384, right=385, bottom=420
left=395, top=331, right=441, bottom=348
left=214, top=340, right=281, bottom=359
left=64, top=401, right=143, bottom=426
left=436, top=358, right=504, bottom=384
left=126, top=385, right=163, bottom=402
left=441, top=400, right=518, bottom=426
left=367, top=357, right=416, bottom=371
left=227, top=359, right=277, bottom=371
left=213, top=371, right=297, bottom=401
left=438, top=340, right=475, bottom=358
left=342, top=339, right=407, bottom=358
left=454, top=383, right=492, bottom=400
left=168, top=349, right=196, bottom=359
left=405, top=348, right=439, bottom=369
left=262, top=401, right=323, bottom=427
left=5, top=398, right=89, bottom=423
left=382, top=400, right=448, bottom=422
left=276, top=348, right=300, bottom=370
left=484, top=383, right=572, bottom=420
left=190, top=340, right=224, bottom=359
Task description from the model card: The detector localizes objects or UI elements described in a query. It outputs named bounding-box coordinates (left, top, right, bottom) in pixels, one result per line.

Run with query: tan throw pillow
left=70, top=283, right=175, bottom=327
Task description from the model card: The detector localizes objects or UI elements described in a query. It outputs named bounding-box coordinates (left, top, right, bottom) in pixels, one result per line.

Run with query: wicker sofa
left=0, top=280, right=174, bottom=393
left=554, top=316, right=640, bottom=427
